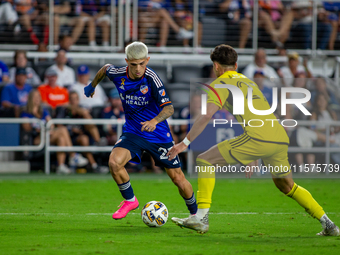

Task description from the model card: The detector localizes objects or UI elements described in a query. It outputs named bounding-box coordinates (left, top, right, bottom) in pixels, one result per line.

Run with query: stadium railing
left=44, top=118, right=190, bottom=174
left=335, top=57, right=340, bottom=87
left=0, top=51, right=286, bottom=66
left=0, top=118, right=45, bottom=152
left=0, top=51, right=335, bottom=80
left=286, top=120, right=340, bottom=169
left=1, top=118, right=340, bottom=175
left=44, top=119, right=340, bottom=175
left=1, top=0, right=340, bottom=56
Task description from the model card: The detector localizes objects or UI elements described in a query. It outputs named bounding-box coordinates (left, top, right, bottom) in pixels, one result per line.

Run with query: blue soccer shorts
left=113, top=132, right=181, bottom=169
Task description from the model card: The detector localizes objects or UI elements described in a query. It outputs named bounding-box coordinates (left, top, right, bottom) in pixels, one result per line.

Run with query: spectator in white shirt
left=242, top=48, right=279, bottom=87
left=68, top=64, right=107, bottom=109
left=277, top=52, right=312, bottom=87
left=46, top=50, right=75, bottom=87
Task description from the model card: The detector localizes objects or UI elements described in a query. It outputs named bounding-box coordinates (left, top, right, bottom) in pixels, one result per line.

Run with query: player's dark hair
left=210, top=44, right=237, bottom=66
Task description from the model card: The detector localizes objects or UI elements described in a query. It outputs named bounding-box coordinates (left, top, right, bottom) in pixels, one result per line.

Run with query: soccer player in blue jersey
left=84, top=41, right=197, bottom=220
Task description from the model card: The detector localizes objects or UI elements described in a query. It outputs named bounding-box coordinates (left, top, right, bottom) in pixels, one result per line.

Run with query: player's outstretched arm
left=84, top=64, right=110, bottom=98
left=167, top=103, right=220, bottom=160
left=141, top=105, right=174, bottom=132
left=92, top=64, right=110, bottom=87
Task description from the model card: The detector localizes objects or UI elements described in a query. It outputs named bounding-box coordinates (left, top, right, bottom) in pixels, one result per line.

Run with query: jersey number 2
left=158, top=147, right=173, bottom=160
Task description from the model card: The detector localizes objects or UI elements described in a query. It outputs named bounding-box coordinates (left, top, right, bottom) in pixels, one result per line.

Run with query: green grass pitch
left=1, top=174, right=340, bottom=255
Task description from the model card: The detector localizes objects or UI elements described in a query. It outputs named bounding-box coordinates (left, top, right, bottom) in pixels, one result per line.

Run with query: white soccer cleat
left=317, top=224, right=340, bottom=236
left=171, top=214, right=209, bottom=234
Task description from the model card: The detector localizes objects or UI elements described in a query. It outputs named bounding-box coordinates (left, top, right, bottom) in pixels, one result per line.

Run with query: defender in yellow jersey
left=167, top=44, right=339, bottom=236
left=208, top=69, right=290, bottom=174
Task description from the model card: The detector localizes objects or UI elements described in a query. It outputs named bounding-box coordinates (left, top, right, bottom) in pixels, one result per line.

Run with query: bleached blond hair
left=125, top=41, right=148, bottom=60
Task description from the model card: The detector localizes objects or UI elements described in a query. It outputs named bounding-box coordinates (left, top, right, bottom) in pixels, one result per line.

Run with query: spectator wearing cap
left=278, top=52, right=312, bottom=87
left=0, top=60, right=9, bottom=83
left=9, top=50, right=41, bottom=86
left=0, top=68, right=32, bottom=117
left=68, top=64, right=107, bottom=109
left=253, top=70, right=274, bottom=106
left=38, top=68, right=69, bottom=109
left=46, top=50, right=75, bottom=87
left=102, top=88, right=125, bottom=145
left=242, top=49, right=279, bottom=87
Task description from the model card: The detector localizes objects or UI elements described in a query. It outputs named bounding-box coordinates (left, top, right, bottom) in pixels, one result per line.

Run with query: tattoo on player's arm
left=154, top=105, right=174, bottom=123
left=92, top=64, right=110, bottom=87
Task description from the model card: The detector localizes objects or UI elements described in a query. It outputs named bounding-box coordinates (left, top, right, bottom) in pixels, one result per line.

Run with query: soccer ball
left=141, top=201, right=168, bottom=227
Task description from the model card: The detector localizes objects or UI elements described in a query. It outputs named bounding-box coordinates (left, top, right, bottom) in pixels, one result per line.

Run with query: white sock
left=92, top=163, right=98, bottom=169
left=320, top=214, right=334, bottom=229
left=89, top=41, right=96, bottom=46
left=103, top=41, right=109, bottom=46
left=126, top=196, right=135, bottom=202
left=196, top=208, right=209, bottom=219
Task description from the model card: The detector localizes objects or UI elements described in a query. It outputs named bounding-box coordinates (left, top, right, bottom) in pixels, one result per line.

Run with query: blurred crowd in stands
left=1, top=47, right=340, bottom=173
left=0, top=49, right=174, bottom=173
left=1, top=1, right=340, bottom=50
left=1, top=0, right=340, bottom=174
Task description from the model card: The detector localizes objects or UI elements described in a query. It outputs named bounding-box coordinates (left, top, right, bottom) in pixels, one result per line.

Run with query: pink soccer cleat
left=112, top=198, right=139, bottom=220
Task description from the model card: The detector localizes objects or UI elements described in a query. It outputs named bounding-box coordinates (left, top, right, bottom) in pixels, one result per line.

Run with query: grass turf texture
left=0, top=174, right=340, bottom=255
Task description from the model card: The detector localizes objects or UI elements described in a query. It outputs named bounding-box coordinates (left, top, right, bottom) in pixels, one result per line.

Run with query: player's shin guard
left=286, top=183, right=325, bottom=220
left=196, top=158, right=215, bottom=209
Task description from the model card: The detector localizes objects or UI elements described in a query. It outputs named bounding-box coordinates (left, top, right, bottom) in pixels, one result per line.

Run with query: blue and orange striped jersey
left=106, top=65, right=173, bottom=143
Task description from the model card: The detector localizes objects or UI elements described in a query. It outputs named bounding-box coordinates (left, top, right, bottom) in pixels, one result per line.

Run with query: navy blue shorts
left=113, top=132, right=181, bottom=169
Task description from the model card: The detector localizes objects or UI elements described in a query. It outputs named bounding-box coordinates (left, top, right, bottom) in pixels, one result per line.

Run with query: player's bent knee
left=274, top=180, right=294, bottom=194
left=108, top=158, right=124, bottom=174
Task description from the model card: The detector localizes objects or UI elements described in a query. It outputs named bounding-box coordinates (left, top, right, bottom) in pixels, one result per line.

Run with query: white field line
left=0, top=212, right=338, bottom=216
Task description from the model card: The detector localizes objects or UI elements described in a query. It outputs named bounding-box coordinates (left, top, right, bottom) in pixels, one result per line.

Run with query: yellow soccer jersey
left=207, top=70, right=289, bottom=144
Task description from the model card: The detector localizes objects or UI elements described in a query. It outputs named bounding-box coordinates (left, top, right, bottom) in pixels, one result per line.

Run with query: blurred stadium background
left=1, top=0, right=340, bottom=174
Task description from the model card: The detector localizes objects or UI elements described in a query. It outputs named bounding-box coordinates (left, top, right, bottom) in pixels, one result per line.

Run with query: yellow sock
left=196, top=158, right=215, bottom=209
left=286, top=183, right=325, bottom=220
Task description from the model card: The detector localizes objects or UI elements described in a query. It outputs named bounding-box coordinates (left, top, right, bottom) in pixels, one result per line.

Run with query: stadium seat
left=201, top=17, right=227, bottom=47
left=91, top=106, right=105, bottom=119
left=44, top=105, right=53, bottom=118
left=54, top=106, right=66, bottom=119
left=166, top=83, right=190, bottom=110
left=307, top=58, right=336, bottom=78
left=172, top=65, right=202, bottom=83
left=147, top=65, right=169, bottom=85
